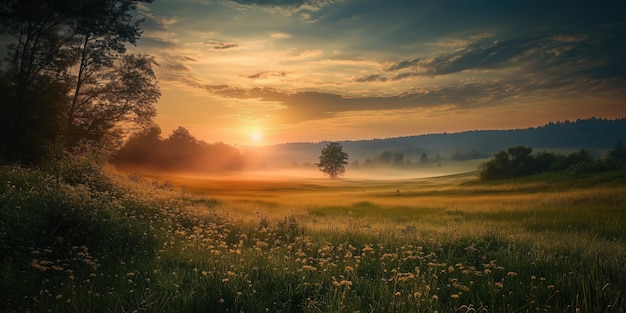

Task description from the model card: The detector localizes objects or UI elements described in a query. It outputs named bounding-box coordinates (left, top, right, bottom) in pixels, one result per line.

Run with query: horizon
left=131, top=0, right=626, bottom=147
left=179, top=116, right=626, bottom=147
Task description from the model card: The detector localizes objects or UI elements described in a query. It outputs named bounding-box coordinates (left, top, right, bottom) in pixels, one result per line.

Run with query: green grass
left=1, top=165, right=625, bottom=312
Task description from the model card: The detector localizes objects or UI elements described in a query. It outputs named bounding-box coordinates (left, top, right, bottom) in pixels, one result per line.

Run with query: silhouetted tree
left=113, top=124, right=162, bottom=166
left=392, top=153, right=404, bottom=166
left=420, top=153, right=429, bottom=164
left=0, top=0, right=158, bottom=163
left=507, top=146, right=533, bottom=176
left=375, top=151, right=393, bottom=165
left=607, top=140, right=626, bottom=167
left=317, top=142, right=349, bottom=178
left=112, top=125, right=246, bottom=172
left=478, top=150, right=511, bottom=179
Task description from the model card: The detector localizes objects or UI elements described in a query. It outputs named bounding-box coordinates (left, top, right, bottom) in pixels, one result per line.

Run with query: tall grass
left=1, top=165, right=625, bottom=312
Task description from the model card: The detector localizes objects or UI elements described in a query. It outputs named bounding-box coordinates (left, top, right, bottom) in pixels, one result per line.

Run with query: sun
left=250, top=130, right=263, bottom=144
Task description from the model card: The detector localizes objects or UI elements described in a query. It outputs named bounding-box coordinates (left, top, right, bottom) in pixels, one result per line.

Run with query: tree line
left=478, top=141, right=626, bottom=180
left=0, top=0, right=159, bottom=164
left=113, top=126, right=245, bottom=172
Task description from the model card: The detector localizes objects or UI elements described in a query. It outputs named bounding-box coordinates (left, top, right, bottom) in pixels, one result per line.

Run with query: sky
left=132, top=0, right=626, bottom=146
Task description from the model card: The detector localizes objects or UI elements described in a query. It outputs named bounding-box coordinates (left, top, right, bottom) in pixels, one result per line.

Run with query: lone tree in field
left=317, top=142, right=349, bottom=178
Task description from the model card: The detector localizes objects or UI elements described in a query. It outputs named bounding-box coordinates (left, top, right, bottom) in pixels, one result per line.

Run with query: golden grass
left=143, top=171, right=626, bottom=254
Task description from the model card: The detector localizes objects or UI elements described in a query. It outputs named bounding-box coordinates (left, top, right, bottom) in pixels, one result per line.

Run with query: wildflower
left=432, top=295, right=439, bottom=300
left=451, top=294, right=460, bottom=299
left=484, top=269, right=491, bottom=275
left=413, top=292, right=422, bottom=299
left=507, top=271, right=517, bottom=277
left=31, top=260, right=48, bottom=272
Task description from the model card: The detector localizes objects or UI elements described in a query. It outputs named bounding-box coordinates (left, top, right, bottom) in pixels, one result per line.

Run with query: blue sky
left=133, top=0, right=626, bottom=145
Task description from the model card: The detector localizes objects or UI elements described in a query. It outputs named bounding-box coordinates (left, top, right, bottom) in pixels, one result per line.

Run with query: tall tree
left=0, top=0, right=158, bottom=163
left=607, top=140, right=626, bottom=167
left=316, top=142, right=349, bottom=178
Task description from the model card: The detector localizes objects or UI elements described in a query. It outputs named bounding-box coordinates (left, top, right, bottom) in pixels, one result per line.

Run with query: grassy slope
left=1, top=166, right=625, bottom=312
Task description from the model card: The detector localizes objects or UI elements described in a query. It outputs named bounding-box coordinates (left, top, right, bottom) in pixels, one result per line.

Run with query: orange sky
left=132, top=0, right=626, bottom=146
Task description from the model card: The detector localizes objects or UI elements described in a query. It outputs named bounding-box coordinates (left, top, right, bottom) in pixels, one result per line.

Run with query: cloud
left=213, top=42, right=239, bottom=50
left=159, top=53, right=197, bottom=72
left=140, top=0, right=626, bottom=142
left=226, top=0, right=334, bottom=11
left=247, top=71, right=288, bottom=79
left=284, top=48, right=322, bottom=59
left=368, top=24, right=626, bottom=87
left=196, top=78, right=545, bottom=123
left=270, top=32, right=291, bottom=39
left=228, top=0, right=308, bottom=7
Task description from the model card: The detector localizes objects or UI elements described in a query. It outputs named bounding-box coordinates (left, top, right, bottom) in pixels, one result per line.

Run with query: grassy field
left=1, top=165, right=625, bottom=312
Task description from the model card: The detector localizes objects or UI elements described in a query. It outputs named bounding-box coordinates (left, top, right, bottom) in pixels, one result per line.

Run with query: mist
left=118, top=159, right=483, bottom=186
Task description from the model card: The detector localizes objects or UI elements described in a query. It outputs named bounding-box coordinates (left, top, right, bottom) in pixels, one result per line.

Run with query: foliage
left=0, top=0, right=158, bottom=164
left=607, top=140, right=626, bottom=167
left=316, top=142, right=349, bottom=178
left=113, top=126, right=245, bottom=172
left=2, top=165, right=625, bottom=312
left=478, top=142, right=625, bottom=180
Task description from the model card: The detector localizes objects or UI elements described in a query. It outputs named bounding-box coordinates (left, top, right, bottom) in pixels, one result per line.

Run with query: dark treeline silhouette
left=350, top=151, right=440, bottom=169
left=478, top=141, right=626, bottom=180
left=112, top=126, right=244, bottom=172
left=0, top=0, right=158, bottom=164
left=257, top=117, right=626, bottom=166
left=342, top=117, right=626, bottom=161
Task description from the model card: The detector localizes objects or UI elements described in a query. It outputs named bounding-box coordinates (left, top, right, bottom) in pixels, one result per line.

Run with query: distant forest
left=259, top=117, right=626, bottom=167
left=112, top=117, right=626, bottom=172
left=113, top=126, right=245, bottom=172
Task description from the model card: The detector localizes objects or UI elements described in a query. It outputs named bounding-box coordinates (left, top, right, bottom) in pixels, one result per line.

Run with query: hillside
left=249, top=117, right=626, bottom=166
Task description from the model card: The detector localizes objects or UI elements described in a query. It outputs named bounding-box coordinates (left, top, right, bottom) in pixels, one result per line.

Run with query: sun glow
left=250, top=130, right=263, bottom=145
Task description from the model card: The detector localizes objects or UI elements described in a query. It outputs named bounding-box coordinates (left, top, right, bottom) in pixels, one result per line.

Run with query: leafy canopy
left=316, top=142, right=349, bottom=178
left=0, top=0, right=159, bottom=163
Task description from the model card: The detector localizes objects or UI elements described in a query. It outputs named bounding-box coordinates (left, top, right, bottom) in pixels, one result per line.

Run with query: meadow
left=1, top=164, right=625, bottom=312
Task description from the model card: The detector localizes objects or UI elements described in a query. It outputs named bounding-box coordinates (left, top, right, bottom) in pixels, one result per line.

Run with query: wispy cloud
left=247, top=71, right=288, bottom=79
left=136, top=0, right=626, bottom=144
